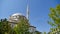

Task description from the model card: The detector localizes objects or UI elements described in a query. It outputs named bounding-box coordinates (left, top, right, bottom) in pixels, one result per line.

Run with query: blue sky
left=0, top=0, right=60, bottom=33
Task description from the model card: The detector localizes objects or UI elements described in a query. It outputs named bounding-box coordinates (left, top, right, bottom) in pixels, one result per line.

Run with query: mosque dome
left=9, top=13, right=26, bottom=23
left=11, top=13, right=23, bottom=16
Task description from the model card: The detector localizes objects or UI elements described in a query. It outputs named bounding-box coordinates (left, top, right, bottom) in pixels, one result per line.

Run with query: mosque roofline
left=29, top=26, right=36, bottom=28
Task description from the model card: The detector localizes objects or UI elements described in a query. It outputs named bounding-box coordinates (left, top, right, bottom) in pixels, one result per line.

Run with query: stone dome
left=9, top=13, right=25, bottom=23
left=11, top=13, right=23, bottom=16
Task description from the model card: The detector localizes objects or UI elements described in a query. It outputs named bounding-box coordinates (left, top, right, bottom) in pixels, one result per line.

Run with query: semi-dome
left=11, top=13, right=23, bottom=16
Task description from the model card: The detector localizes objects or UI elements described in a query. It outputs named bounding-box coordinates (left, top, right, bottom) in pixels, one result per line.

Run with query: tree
left=43, top=32, right=46, bottom=34
left=35, top=31, right=42, bottom=34
left=48, top=32, right=51, bottom=34
left=0, top=19, right=3, bottom=34
left=48, top=4, right=60, bottom=28
left=48, top=4, right=60, bottom=34
left=0, top=18, right=12, bottom=34
left=14, top=17, right=30, bottom=34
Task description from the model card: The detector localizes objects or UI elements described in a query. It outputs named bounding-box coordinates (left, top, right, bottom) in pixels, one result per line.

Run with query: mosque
left=8, top=4, right=39, bottom=34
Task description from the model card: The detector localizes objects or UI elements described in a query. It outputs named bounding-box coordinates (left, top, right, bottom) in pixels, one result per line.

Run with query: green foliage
left=0, top=18, right=12, bottom=34
left=35, top=31, right=42, bottom=34
left=43, top=32, right=46, bottom=34
left=14, top=17, right=30, bottom=34
left=48, top=4, right=60, bottom=34
left=48, top=4, right=60, bottom=28
left=48, top=32, right=51, bottom=34
left=0, top=17, right=30, bottom=34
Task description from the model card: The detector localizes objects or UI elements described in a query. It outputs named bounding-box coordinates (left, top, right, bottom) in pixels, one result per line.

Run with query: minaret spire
left=26, top=0, right=30, bottom=25
left=26, top=4, right=29, bottom=20
left=26, top=0, right=29, bottom=20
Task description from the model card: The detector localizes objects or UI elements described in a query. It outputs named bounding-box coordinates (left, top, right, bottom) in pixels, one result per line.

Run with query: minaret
left=26, top=4, right=29, bottom=20
left=26, top=0, right=29, bottom=20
